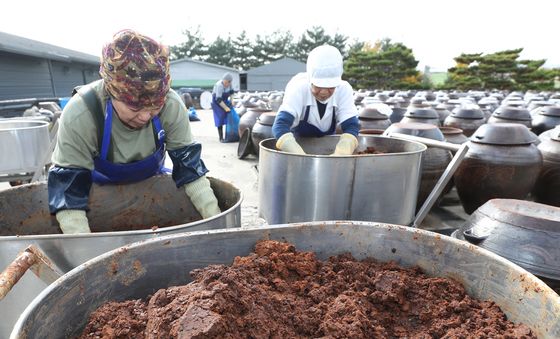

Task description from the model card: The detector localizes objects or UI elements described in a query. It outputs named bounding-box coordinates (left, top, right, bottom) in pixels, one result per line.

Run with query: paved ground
left=0, top=109, right=470, bottom=230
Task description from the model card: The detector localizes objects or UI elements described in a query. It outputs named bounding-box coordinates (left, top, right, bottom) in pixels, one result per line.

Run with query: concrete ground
left=0, top=109, right=470, bottom=230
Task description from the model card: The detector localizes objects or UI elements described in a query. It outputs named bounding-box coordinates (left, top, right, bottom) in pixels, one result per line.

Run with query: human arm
left=48, top=85, right=101, bottom=233
left=165, top=91, right=221, bottom=218
left=271, top=111, right=305, bottom=154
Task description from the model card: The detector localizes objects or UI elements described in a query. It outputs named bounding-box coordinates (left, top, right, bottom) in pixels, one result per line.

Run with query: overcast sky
left=1, top=0, right=558, bottom=72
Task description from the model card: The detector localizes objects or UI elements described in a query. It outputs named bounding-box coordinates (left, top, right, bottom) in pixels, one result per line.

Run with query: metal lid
left=451, top=107, right=485, bottom=120
left=384, top=122, right=445, bottom=141
left=492, top=106, right=532, bottom=121
left=257, top=112, right=277, bottom=126
left=541, top=106, right=560, bottom=117
left=476, top=199, right=560, bottom=232
left=404, top=107, right=439, bottom=119
left=470, top=123, right=536, bottom=145
left=358, top=106, right=390, bottom=120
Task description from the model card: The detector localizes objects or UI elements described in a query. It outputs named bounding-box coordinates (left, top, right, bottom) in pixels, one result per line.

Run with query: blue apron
left=293, top=105, right=337, bottom=137
left=211, top=91, right=232, bottom=127
left=92, top=100, right=167, bottom=184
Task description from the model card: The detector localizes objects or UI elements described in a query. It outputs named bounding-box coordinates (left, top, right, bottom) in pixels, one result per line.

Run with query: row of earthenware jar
left=358, top=119, right=560, bottom=214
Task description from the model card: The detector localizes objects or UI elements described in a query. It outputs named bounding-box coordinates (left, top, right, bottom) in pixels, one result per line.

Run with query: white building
left=246, top=57, right=306, bottom=91
left=170, top=58, right=240, bottom=90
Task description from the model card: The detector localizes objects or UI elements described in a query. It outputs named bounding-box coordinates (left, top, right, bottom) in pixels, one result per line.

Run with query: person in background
left=211, top=73, right=235, bottom=142
left=272, top=44, right=360, bottom=155
left=48, top=29, right=221, bottom=234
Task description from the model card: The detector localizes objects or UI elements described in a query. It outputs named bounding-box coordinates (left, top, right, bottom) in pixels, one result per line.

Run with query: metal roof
left=0, top=31, right=100, bottom=64
left=247, top=57, right=306, bottom=75
left=170, top=57, right=239, bottom=72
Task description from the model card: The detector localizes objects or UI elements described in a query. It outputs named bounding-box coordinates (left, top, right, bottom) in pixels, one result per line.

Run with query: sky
left=1, top=0, right=558, bottom=72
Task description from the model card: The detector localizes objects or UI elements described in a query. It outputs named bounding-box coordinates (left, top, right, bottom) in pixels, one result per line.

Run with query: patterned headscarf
left=100, top=29, right=170, bottom=110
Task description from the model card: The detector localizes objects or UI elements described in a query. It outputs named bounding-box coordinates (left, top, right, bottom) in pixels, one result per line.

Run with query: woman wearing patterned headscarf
left=47, top=29, right=221, bottom=234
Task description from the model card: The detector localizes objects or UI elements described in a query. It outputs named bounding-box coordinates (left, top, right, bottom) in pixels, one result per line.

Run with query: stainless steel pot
left=0, top=175, right=242, bottom=338
left=11, top=222, right=560, bottom=338
left=0, top=120, right=50, bottom=175
left=258, top=136, right=426, bottom=225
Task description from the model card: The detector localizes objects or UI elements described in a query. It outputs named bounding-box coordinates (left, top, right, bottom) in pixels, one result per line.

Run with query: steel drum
left=0, top=175, right=242, bottom=338
left=11, top=222, right=560, bottom=338
left=0, top=120, right=50, bottom=176
left=258, top=135, right=426, bottom=225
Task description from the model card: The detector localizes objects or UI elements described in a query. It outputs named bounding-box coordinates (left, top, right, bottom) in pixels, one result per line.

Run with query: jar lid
left=470, top=123, right=536, bottom=145
left=451, top=107, right=485, bottom=120
left=541, top=106, right=560, bottom=117
left=492, top=106, right=531, bottom=121
left=404, top=107, right=439, bottom=119
left=384, top=122, right=445, bottom=141
left=358, top=106, right=390, bottom=120
left=257, top=112, right=277, bottom=126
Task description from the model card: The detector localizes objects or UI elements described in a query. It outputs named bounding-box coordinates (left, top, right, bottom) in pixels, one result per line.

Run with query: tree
left=292, top=26, right=348, bottom=62
left=206, top=36, right=235, bottom=68
left=231, top=31, right=256, bottom=70
left=343, top=39, right=420, bottom=89
left=169, top=26, right=207, bottom=61
left=445, top=48, right=557, bottom=91
left=253, top=30, right=296, bottom=65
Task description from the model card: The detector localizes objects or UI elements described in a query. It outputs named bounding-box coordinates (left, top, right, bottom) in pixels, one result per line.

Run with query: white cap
left=306, top=45, right=343, bottom=88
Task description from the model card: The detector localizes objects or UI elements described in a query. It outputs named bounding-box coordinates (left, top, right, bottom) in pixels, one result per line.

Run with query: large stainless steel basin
left=11, top=222, right=560, bottom=338
left=0, top=175, right=242, bottom=338
left=0, top=120, right=50, bottom=175
left=258, top=136, right=426, bottom=225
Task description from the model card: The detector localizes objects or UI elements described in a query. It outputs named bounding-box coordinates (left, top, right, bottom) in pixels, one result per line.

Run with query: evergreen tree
left=169, top=26, right=207, bottom=61
left=292, top=26, right=348, bottom=62
left=231, top=31, right=256, bottom=70
left=206, top=36, right=235, bottom=68
left=344, top=39, right=420, bottom=89
left=445, top=48, right=557, bottom=90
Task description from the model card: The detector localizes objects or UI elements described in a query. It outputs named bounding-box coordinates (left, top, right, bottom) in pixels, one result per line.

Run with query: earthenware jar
left=401, top=104, right=440, bottom=126
left=454, top=123, right=543, bottom=214
left=358, top=106, right=391, bottom=130
left=251, top=112, right=277, bottom=156
left=434, top=104, right=452, bottom=125
left=443, top=107, right=486, bottom=137
left=384, top=122, right=452, bottom=210
left=532, top=106, right=560, bottom=135
left=453, top=198, right=560, bottom=290
left=439, top=127, right=468, bottom=144
left=532, top=129, right=560, bottom=207
left=488, top=106, right=532, bottom=128
left=238, top=108, right=270, bottom=137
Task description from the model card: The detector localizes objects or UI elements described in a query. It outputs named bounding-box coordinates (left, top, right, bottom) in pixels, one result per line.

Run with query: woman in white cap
left=211, top=72, right=235, bottom=142
left=272, top=44, right=360, bottom=155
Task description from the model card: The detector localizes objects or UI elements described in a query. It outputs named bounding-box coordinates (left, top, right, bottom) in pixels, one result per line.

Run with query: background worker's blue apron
left=211, top=91, right=232, bottom=127
left=293, top=106, right=336, bottom=137
left=92, top=100, right=168, bottom=184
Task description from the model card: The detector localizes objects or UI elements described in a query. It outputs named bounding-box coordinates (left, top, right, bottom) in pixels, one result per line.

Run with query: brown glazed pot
left=532, top=106, right=560, bottom=135
left=443, top=107, right=486, bottom=137
left=488, top=106, right=532, bottom=128
left=238, top=108, right=271, bottom=137
left=532, top=130, right=560, bottom=207
left=251, top=113, right=277, bottom=156
left=439, top=127, right=468, bottom=144
left=384, top=122, right=452, bottom=210
left=358, top=106, right=391, bottom=130
left=453, top=199, right=560, bottom=291
left=454, top=123, right=543, bottom=214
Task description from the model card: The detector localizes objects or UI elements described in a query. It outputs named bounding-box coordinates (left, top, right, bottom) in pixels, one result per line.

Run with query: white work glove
left=218, top=101, right=231, bottom=112
left=184, top=176, right=221, bottom=219
left=332, top=133, right=359, bottom=155
left=276, top=132, right=306, bottom=154
left=56, top=209, right=91, bottom=234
